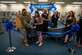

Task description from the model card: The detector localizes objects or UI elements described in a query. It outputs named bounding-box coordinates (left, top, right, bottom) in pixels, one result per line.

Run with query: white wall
left=56, top=5, right=82, bottom=17
left=0, top=4, right=82, bottom=18
left=0, top=4, right=31, bottom=12
left=55, top=5, right=82, bottom=21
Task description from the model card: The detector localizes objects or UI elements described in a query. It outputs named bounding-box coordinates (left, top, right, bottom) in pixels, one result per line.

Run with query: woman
left=15, top=11, right=21, bottom=31
left=77, top=15, right=82, bottom=47
left=56, top=11, right=60, bottom=20
left=64, top=11, right=76, bottom=43
left=41, top=9, right=49, bottom=32
left=51, top=12, right=58, bottom=28
left=33, top=11, right=43, bottom=46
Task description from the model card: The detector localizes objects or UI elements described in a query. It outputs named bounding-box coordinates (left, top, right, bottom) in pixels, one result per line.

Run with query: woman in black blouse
left=41, top=9, right=50, bottom=32
left=51, top=11, right=59, bottom=28
left=64, top=11, right=76, bottom=43
left=33, top=11, right=43, bottom=46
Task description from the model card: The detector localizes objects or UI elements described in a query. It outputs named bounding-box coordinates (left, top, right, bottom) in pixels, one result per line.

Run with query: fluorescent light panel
left=10, top=4, right=23, bottom=6
left=0, top=1, right=16, bottom=3
left=73, top=2, right=82, bottom=4
left=0, top=4, right=6, bottom=5
left=66, top=5, right=82, bottom=7
left=38, top=0, right=48, bottom=2
left=24, top=1, right=31, bottom=3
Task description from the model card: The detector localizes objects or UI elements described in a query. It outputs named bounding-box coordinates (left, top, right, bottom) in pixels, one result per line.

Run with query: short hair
left=22, top=8, right=26, bottom=12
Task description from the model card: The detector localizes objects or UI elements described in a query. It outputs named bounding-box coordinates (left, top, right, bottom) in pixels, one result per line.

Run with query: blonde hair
left=43, top=9, right=47, bottom=14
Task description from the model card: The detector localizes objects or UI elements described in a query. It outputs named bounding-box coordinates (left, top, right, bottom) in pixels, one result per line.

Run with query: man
left=19, top=9, right=31, bottom=46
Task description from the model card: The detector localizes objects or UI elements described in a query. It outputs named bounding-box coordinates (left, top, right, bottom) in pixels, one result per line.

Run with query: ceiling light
left=55, top=2, right=64, bottom=4
left=10, top=4, right=23, bottom=6
left=38, top=0, right=48, bottom=2
left=0, top=4, right=6, bottom=5
left=73, top=2, right=82, bottom=4
left=67, top=5, right=82, bottom=7
left=0, top=1, right=16, bottom=3
left=24, top=1, right=31, bottom=3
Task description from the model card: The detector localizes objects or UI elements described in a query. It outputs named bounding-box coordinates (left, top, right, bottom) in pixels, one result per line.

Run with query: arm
left=48, top=15, right=51, bottom=20
left=51, top=15, right=54, bottom=22
left=41, top=14, right=49, bottom=21
left=66, top=17, right=76, bottom=27
left=34, top=17, right=43, bottom=25
left=47, top=13, right=51, bottom=20
left=73, top=17, right=76, bottom=24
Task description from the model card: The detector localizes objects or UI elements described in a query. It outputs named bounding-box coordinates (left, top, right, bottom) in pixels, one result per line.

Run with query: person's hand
left=44, top=19, right=49, bottom=21
left=67, top=25, right=70, bottom=27
left=43, top=18, right=46, bottom=20
left=35, top=23, right=38, bottom=25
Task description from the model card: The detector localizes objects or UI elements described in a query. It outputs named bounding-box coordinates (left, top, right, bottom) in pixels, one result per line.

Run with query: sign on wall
left=29, top=3, right=57, bottom=13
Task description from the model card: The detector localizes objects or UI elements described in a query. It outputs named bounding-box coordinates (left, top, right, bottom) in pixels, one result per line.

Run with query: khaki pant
left=20, top=26, right=29, bottom=43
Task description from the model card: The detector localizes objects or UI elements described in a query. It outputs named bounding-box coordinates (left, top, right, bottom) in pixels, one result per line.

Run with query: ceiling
left=0, top=0, right=82, bottom=5
left=0, top=0, right=81, bottom=1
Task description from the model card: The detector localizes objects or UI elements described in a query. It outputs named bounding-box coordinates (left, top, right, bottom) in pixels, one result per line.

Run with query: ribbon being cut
left=4, top=21, right=80, bottom=36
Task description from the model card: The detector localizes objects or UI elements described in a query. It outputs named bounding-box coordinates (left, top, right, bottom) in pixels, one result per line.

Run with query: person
left=47, top=9, right=51, bottom=17
left=63, top=12, right=68, bottom=24
left=47, top=9, right=51, bottom=27
left=32, top=11, right=43, bottom=46
left=0, top=19, right=3, bottom=34
left=64, top=11, right=77, bottom=54
left=51, top=11, right=58, bottom=28
left=41, top=9, right=49, bottom=32
left=77, top=15, right=82, bottom=47
left=15, top=11, right=21, bottom=31
left=64, top=11, right=76, bottom=43
left=56, top=11, right=60, bottom=20
left=19, top=9, right=31, bottom=46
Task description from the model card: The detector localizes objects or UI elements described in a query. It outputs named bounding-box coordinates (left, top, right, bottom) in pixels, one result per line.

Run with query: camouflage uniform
left=19, top=13, right=31, bottom=46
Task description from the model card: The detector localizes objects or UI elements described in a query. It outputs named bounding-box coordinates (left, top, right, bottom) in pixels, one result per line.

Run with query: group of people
left=15, top=8, right=60, bottom=47
left=15, top=9, right=49, bottom=46
left=15, top=8, right=82, bottom=47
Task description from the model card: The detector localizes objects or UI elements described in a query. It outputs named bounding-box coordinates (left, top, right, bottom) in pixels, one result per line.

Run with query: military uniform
left=19, top=13, right=31, bottom=46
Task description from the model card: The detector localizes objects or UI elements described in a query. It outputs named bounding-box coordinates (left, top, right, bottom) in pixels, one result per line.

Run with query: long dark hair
left=67, top=11, right=75, bottom=18
left=34, top=11, right=40, bottom=18
left=34, top=11, right=41, bottom=22
left=67, top=11, right=76, bottom=23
